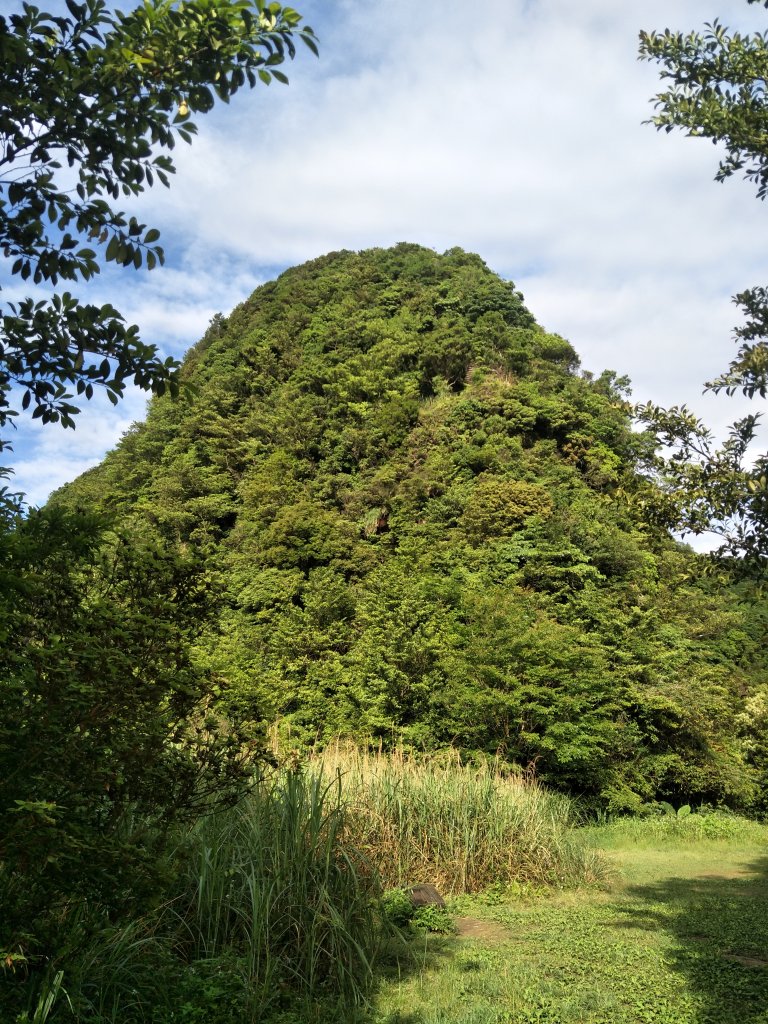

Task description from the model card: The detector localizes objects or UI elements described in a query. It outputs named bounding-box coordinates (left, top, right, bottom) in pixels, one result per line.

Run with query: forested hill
left=53, top=243, right=768, bottom=812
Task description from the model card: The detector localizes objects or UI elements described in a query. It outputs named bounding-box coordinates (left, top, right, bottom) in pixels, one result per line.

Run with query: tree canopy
left=52, top=244, right=768, bottom=815
left=0, top=0, right=316, bottom=444
left=638, top=1, right=768, bottom=568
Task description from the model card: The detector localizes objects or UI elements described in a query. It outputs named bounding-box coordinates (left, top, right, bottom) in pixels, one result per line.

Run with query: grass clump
left=309, top=744, right=606, bottom=892
left=2, top=768, right=380, bottom=1024
left=168, top=768, right=380, bottom=1018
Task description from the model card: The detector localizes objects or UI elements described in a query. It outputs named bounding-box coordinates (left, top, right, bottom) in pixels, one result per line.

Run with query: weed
left=380, top=889, right=455, bottom=935
left=411, top=904, right=455, bottom=935
left=381, top=890, right=416, bottom=929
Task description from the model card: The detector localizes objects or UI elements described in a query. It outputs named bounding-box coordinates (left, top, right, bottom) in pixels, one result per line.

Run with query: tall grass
left=168, top=767, right=380, bottom=1019
left=307, top=744, right=605, bottom=892
left=62, top=918, right=172, bottom=1024
left=13, top=769, right=381, bottom=1024
left=7, top=749, right=604, bottom=1023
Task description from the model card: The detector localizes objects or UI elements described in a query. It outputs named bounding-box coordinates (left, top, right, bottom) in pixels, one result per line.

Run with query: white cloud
left=8, top=389, right=148, bottom=509
left=8, top=0, right=768, bottom=503
left=88, top=256, right=269, bottom=355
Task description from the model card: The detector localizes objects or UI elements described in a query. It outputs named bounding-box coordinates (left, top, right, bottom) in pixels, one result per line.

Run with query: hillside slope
left=53, top=244, right=768, bottom=811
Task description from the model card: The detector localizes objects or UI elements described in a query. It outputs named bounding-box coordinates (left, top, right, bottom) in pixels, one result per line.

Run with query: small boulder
left=408, top=883, right=445, bottom=908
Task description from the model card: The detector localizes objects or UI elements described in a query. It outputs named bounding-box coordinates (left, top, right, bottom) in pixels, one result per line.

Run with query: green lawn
left=371, top=830, right=768, bottom=1024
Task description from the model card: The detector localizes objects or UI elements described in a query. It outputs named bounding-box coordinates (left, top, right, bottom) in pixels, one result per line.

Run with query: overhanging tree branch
left=0, top=0, right=317, bottom=439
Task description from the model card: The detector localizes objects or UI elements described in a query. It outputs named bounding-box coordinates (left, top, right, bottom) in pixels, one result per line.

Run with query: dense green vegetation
left=0, top=753, right=600, bottom=1024
left=375, top=820, right=768, bottom=1024
left=6, top=242, right=768, bottom=1023
left=0, top=507, right=259, bottom=993
left=53, top=243, right=768, bottom=813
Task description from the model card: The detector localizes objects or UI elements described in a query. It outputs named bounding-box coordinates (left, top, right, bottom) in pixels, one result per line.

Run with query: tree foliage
left=0, top=0, right=316, bottom=435
left=638, top=1, right=768, bottom=565
left=0, top=0, right=314, bottom=969
left=640, top=2, right=768, bottom=200
left=53, top=244, right=768, bottom=814
left=0, top=507, right=260, bottom=964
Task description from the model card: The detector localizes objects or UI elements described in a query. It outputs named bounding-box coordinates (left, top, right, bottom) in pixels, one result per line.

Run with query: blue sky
left=5, top=0, right=768, bottom=507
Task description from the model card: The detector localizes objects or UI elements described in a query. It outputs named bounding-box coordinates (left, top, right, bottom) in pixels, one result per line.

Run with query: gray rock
left=408, top=883, right=445, bottom=908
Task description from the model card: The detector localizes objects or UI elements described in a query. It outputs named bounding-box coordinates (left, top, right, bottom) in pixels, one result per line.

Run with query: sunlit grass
left=371, top=817, right=768, bottom=1024
left=306, top=743, right=606, bottom=892
left=585, top=809, right=768, bottom=847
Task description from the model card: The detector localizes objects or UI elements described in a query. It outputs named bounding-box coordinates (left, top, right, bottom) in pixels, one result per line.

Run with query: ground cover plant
left=1, top=750, right=599, bottom=1024
left=371, top=813, right=768, bottom=1024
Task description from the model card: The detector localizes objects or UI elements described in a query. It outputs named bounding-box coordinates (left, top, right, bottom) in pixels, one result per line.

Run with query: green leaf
left=105, top=236, right=120, bottom=262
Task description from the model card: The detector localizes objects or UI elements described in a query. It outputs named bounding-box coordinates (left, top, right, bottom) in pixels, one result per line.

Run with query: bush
left=0, top=509, right=254, bottom=971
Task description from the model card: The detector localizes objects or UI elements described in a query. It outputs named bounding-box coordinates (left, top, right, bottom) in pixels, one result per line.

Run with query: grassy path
left=372, top=836, right=768, bottom=1024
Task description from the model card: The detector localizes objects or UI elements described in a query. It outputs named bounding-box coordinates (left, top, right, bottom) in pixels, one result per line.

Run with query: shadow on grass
left=370, top=930, right=462, bottom=1024
left=614, top=853, right=768, bottom=1024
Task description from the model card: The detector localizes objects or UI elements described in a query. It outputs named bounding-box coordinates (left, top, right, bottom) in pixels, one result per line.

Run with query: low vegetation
left=373, top=812, right=768, bottom=1024
left=586, top=806, right=768, bottom=847
left=1, top=751, right=601, bottom=1024
left=7, top=785, right=767, bottom=1023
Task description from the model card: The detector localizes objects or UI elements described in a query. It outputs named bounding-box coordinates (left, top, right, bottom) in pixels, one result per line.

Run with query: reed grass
left=168, top=767, right=381, bottom=1018
left=65, top=919, right=172, bottom=1024
left=19, top=769, right=380, bottom=1023
left=305, top=743, right=606, bottom=892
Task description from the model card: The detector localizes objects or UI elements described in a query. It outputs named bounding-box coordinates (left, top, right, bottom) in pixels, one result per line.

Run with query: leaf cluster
left=0, top=0, right=316, bottom=430
left=640, top=8, right=768, bottom=198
